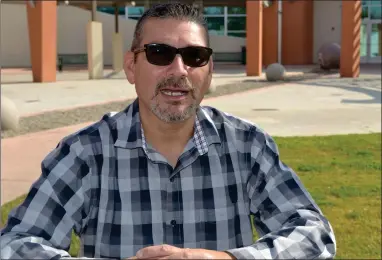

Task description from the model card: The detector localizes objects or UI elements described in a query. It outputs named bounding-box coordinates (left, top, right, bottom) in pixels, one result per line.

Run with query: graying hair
left=130, top=2, right=209, bottom=51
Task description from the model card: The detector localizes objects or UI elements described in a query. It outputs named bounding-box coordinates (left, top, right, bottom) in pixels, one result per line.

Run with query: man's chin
left=151, top=105, right=198, bottom=123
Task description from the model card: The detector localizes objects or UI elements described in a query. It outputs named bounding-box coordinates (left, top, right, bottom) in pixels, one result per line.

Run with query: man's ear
left=209, top=58, right=214, bottom=74
left=123, top=51, right=135, bottom=84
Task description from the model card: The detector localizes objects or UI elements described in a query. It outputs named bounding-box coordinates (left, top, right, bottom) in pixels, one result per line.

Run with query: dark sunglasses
left=133, top=43, right=213, bottom=67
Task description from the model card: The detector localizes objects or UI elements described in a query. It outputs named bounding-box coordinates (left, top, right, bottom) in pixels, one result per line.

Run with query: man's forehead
left=138, top=18, right=207, bottom=46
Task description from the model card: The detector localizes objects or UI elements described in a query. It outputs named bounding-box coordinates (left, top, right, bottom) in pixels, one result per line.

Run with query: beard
left=150, top=75, right=199, bottom=123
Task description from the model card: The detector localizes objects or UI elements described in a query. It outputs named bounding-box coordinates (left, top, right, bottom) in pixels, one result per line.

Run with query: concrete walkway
left=1, top=64, right=381, bottom=205
left=1, top=64, right=312, bottom=116
left=203, top=80, right=381, bottom=136
left=2, top=64, right=380, bottom=117
left=1, top=123, right=92, bottom=205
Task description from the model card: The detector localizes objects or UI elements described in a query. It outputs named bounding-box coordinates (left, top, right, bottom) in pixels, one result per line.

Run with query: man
left=0, top=3, right=336, bottom=259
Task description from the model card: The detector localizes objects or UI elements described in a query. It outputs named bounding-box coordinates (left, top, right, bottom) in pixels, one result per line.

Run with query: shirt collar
left=113, top=99, right=221, bottom=155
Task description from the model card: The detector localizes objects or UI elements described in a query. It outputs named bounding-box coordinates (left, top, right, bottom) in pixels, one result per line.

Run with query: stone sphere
left=1, top=96, right=20, bottom=131
left=317, top=42, right=341, bottom=70
left=266, top=63, right=286, bottom=81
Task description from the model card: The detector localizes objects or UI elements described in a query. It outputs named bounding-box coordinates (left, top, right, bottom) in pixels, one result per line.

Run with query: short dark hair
left=130, top=3, right=209, bottom=51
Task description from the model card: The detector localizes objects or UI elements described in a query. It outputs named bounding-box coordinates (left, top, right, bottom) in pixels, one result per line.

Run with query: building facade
left=99, top=1, right=382, bottom=65
left=1, top=0, right=380, bottom=82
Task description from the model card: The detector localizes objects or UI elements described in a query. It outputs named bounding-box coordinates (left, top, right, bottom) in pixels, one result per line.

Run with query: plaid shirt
left=1, top=99, right=336, bottom=259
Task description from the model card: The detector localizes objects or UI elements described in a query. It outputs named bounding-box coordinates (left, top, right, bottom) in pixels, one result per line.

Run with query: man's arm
left=1, top=137, right=91, bottom=259
left=226, top=132, right=336, bottom=259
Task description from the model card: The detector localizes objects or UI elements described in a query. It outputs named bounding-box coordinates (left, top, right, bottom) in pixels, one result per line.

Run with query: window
left=227, top=17, right=246, bottom=31
left=204, top=6, right=246, bottom=38
left=361, top=23, right=368, bottom=57
left=227, top=7, right=246, bottom=15
left=362, top=6, right=368, bottom=19
left=370, top=24, right=382, bottom=57
left=204, top=7, right=225, bottom=36
left=227, top=6, right=246, bottom=38
left=97, top=7, right=125, bottom=15
left=125, top=6, right=144, bottom=20
left=127, top=7, right=144, bottom=16
left=109, top=5, right=248, bottom=38
left=204, top=7, right=224, bottom=15
left=362, top=0, right=382, bottom=20
left=206, top=17, right=225, bottom=33
left=370, top=5, right=382, bottom=19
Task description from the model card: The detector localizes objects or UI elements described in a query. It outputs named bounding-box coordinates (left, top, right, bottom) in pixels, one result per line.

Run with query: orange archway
left=26, top=0, right=57, bottom=83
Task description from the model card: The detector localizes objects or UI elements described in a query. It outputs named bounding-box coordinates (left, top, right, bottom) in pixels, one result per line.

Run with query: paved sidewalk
left=1, top=64, right=311, bottom=116
left=1, top=123, right=92, bottom=205
left=2, top=64, right=380, bottom=117
left=2, top=77, right=381, bottom=205
left=202, top=80, right=381, bottom=136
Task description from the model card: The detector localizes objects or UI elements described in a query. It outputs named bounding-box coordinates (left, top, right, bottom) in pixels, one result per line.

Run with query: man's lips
left=159, top=88, right=190, bottom=97
left=160, top=87, right=191, bottom=92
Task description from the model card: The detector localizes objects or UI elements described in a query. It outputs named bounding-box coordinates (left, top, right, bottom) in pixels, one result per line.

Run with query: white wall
left=0, top=3, right=31, bottom=67
left=210, top=35, right=245, bottom=53
left=56, top=5, right=138, bottom=66
left=313, top=0, right=342, bottom=63
left=1, top=3, right=246, bottom=67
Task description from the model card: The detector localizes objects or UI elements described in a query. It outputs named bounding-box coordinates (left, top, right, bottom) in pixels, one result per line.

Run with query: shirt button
left=170, top=220, right=177, bottom=226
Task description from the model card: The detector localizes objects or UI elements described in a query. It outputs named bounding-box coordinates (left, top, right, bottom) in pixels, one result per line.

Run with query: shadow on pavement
left=294, top=78, right=381, bottom=105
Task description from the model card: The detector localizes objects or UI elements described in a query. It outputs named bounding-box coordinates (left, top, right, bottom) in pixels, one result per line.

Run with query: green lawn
left=2, top=133, right=381, bottom=259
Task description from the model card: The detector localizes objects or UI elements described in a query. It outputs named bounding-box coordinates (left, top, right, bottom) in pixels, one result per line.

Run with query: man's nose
left=168, top=54, right=189, bottom=76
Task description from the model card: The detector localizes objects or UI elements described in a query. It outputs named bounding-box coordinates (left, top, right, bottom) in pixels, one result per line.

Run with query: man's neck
left=139, top=104, right=196, bottom=156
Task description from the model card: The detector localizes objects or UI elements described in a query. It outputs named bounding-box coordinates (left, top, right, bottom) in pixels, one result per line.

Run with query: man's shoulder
left=200, top=105, right=264, bottom=134
left=200, top=106, right=279, bottom=158
left=56, top=109, right=128, bottom=151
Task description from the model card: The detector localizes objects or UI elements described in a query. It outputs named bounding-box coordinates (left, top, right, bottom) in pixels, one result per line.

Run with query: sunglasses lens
left=181, top=47, right=212, bottom=67
left=146, top=44, right=176, bottom=66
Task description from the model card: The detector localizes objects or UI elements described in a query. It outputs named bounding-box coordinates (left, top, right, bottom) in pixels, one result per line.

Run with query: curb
left=21, top=97, right=135, bottom=118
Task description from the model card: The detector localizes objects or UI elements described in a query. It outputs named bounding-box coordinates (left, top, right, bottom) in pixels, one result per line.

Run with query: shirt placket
left=165, top=170, right=182, bottom=247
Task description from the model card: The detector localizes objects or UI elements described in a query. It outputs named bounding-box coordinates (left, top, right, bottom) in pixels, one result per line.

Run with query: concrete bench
left=57, top=53, right=88, bottom=71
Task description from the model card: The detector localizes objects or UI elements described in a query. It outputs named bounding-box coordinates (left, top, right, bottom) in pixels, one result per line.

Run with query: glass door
left=369, top=21, right=382, bottom=63
left=361, top=0, right=382, bottom=63
left=361, top=21, right=369, bottom=63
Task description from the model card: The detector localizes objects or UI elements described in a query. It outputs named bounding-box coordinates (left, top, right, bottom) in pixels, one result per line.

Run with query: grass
left=273, top=133, right=381, bottom=259
left=1, top=133, right=381, bottom=259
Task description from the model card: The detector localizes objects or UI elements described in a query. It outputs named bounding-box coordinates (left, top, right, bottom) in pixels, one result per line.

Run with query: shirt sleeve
left=226, top=131, right=336, bottom=259
left=1, top=137, right=91, bottom=259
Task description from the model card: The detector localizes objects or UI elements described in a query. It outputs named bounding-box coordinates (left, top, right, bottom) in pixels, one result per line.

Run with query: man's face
left=124, top=18, right=213, bottom=123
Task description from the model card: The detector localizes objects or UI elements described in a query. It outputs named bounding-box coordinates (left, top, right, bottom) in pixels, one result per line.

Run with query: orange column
left=281, top=0, right=313, bottom=65
left=340, top=0, right=361, bottom=78
left=246, top=0, right=263, bottom=76
left=263, top=2, right=278, bottom=67
left=26, top=1, right=57, bottom=83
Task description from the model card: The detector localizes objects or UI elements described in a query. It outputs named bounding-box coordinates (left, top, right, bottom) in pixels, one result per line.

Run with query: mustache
left=156, top=76, right=194, bottom=92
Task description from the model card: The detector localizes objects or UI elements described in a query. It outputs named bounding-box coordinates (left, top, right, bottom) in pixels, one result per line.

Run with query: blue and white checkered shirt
left=1, top=99, right=336, bottom=259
